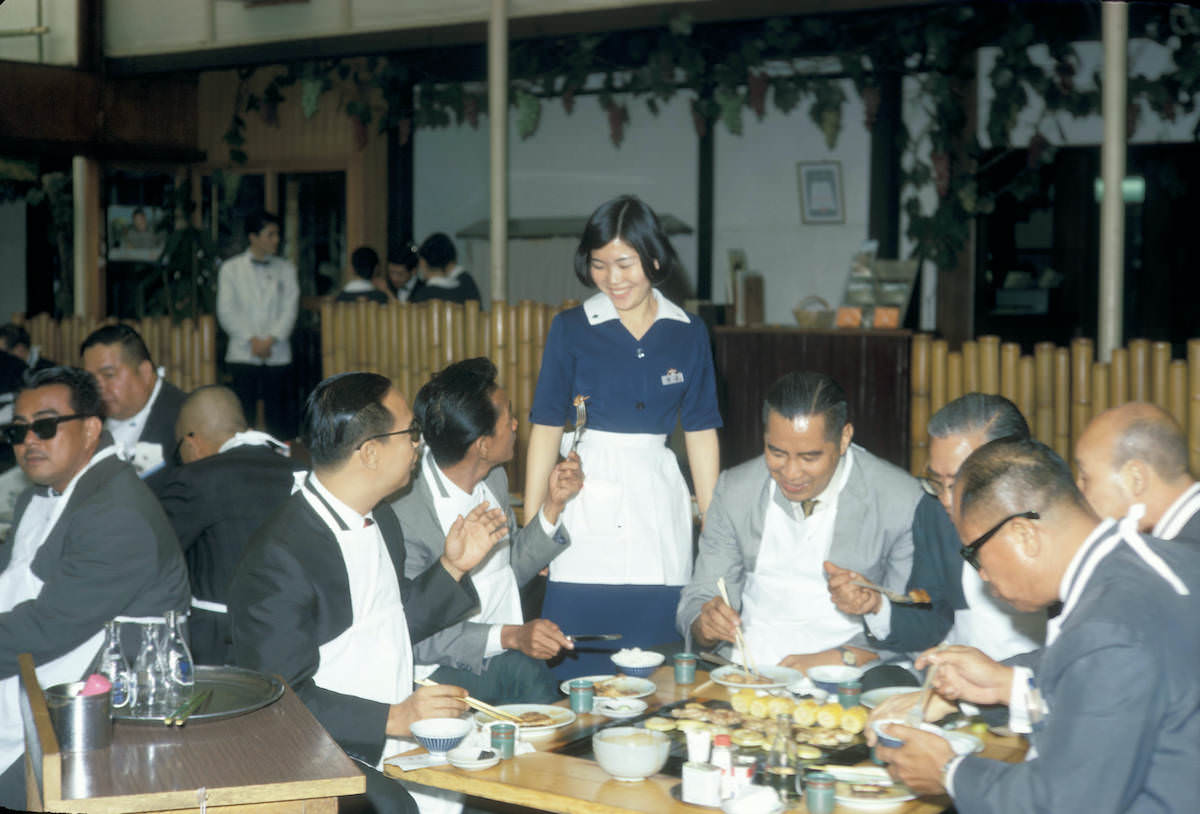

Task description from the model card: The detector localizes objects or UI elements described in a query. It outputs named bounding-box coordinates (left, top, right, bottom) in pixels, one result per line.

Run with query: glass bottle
left=764, top=714, right=796, bottom=800
left=133, top=620, right=167, bottom=717
left=162, top=610, right=195, bottom=709
left=86, top=620, right=133, bottom=710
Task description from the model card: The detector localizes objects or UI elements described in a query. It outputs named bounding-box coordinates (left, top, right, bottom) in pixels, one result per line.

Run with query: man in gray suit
left=393, top=358, right=583, bottom=704
left=678, top=371, right=921, bottom=673
left=875, top=438, right=1200, bottom=813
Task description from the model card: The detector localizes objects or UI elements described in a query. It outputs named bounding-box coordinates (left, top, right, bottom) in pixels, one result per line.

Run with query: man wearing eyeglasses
left=392, top=358, right=583, bottom=706
left=229, top=372, right=509, bottom=814
left=872, top=437, right=1200, bottom=814
left=1075, top=401, right=1200, bottom=542
left=827, top=394, right=1046, bottom=663
left=0, top=367, right=190, bottom=808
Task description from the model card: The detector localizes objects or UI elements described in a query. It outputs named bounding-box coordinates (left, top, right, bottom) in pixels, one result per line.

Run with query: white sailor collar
left=422, top=266, right=467, bottom=289
left=583, top=288, right=691, bottom=326
left=1057, top=518, right=1117, bottom=603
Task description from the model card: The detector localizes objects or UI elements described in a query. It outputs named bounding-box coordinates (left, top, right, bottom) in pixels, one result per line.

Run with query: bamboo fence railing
left=910, top=334, right=1200, bottom=477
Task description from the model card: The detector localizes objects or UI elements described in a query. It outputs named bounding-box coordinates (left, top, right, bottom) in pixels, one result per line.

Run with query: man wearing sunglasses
left=0, top=367, right=190, bottom=808
left=872, top=437, right=1200, bottom=814
left=229, top=372, right=509, bottom=814
left=81, top=324, right=186, bottom=478
left=827, top=394, right=1046, bottom=663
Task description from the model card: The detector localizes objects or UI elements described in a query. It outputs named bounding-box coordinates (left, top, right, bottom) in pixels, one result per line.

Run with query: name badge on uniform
left=661, top=368, right=685, bottom=386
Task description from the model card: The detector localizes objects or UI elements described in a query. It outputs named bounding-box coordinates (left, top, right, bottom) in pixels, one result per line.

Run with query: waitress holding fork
left=523, top=195, right=721, bottom=676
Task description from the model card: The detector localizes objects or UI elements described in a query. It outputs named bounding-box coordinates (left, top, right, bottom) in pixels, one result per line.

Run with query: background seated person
left=384, top=242, right=423, bottom=303
left=337, top=246, right=391, bottom=305
left=872, top=438, right=1200, bottom=813
left=392, top=358, right=582, bottom=704
left=229, top=372, right=508, bottom=814
left=81, top=324, right=187, bottom=478
left=827, top=393, right=1046, bottom=662
left=677, top=371, right=921, bottom=679
left=1075, top=401, right=1200, bottom=541
left=0, top=367, right=189, bottom=807
left=410, top=232, right=481, bottom=305
left=154, top=385, right=298, bottom=665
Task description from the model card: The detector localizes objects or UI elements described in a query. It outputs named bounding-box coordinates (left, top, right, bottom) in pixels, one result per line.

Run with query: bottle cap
left=713, top=734, right=732, bottom=747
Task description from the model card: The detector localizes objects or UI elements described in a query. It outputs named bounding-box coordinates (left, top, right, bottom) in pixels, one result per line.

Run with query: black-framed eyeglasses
left=1, top=415, right=93, bottom=446
left=960, top=510, right=1040, bottom=571
left=919, top=473, right=952, bottom=498
left=356, top=421, right=422, bottom=450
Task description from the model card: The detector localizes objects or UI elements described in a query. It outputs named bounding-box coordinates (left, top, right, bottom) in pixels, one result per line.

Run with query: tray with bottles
left=113, top=665, right=285, bottom=725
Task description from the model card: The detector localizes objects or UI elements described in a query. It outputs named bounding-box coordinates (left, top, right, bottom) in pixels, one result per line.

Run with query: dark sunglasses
left=960, top=510, right=1040, bottom=571
left=1, top=414, right=93, bottom=446
left=356, top=420, right=422, bottom=450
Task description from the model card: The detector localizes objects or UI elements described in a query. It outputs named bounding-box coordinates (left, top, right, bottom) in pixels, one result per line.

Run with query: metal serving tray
left=114, top=665, right=284, bottom=725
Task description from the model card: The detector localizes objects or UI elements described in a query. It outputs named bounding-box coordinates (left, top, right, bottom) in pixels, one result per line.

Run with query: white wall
left=104, top=0, right=701, bottom=57
left=713, top=80, right=871, bottom=326
left=0, top=202, right=27, bottom=321
left=414, top=93, right=698, bottom=307
left=0, top=1, right=77, bottom=65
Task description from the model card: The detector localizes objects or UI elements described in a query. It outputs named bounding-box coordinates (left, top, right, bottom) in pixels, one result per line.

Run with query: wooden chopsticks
left=716, top=577, right=764, bottom=679
left=415, top=678, right=523, bottom=724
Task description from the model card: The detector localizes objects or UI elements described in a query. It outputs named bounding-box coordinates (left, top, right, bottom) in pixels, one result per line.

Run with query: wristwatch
left=838, top=646, right=858, bottom=666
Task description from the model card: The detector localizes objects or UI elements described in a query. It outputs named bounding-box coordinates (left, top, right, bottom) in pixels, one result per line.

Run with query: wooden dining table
left=386, top=666, right=1028, bottom=813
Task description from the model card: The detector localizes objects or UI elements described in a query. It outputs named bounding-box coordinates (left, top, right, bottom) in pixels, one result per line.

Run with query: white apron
left=0, top=447, right=120, bottom=772
left=550, top=429, right=692, bottom=586
left=738, top=481, right=861, bottom=666
left=946, top=565, right=1046, bottom=661
left=415, top=452, right=522, bottom=681
left=295, top=474, right=462, bottom=814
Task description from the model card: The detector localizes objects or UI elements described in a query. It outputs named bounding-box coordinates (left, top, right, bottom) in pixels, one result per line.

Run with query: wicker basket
left=793, top=296, right=834, bottom=329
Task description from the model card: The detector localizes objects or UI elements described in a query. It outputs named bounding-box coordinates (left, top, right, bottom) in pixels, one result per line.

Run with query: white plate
left=593, top=697, right=648, bottom=719
left=472, top=704, right=576, bottom=736
left=834, top=781, right=917, bottom=809
left=558, top=674, right=657, bottom=699
left=710, top=664, right=804, bottom=690
left=860, top=686, right=917, bottom=710
left=446, top=745, right=500, bottom=771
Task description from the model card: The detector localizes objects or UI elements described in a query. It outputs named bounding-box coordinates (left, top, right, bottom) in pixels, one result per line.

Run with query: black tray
left=114, top=665, right=284, bottom=725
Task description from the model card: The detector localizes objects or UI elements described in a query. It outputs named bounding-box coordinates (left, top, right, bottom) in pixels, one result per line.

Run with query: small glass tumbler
left=838, top=680, right=863, bottom=708
left=489, top=722, right=516, bottom=759
left=804, top=771, right=836, bottom=814
left=673, top=652, right=697, bottom=684
left=568, top=679, right=594, bottom=713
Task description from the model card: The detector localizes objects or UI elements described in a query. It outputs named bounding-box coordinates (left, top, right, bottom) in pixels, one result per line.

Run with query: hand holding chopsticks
left=414, top=678, right=523, bottom=724
left=716, top=577, right=764, bottom=679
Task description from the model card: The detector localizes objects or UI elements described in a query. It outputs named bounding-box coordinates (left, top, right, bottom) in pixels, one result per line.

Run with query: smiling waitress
left=523, top=196, right=721, bottom=676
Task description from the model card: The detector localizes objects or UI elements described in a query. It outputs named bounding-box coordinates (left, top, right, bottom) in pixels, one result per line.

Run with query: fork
left=850, top=578, right=925, bottom=605
left=570, top=397, right=588, bottom=454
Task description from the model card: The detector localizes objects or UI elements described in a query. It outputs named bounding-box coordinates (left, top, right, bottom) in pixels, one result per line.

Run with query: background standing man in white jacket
left=216, top=211, right=300, bottom=440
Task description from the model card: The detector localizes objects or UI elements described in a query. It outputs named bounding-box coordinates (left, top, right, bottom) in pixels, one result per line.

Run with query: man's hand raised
left=441, top=502, right=508, bottom=580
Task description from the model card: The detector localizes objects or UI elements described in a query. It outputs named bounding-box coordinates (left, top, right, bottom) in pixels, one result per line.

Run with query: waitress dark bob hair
left=574, top=195, right=682, bottom=288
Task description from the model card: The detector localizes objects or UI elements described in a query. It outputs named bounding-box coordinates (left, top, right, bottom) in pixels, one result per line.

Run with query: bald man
left=153, top=385, right=299, bottom=663
left=1075, top=402, right=1200, bottom=541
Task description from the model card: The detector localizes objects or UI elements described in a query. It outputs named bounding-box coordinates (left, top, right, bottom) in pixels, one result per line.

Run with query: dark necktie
left=801, top=499, right=818, bottom=518
left=363, top=517, right=375, bottom=528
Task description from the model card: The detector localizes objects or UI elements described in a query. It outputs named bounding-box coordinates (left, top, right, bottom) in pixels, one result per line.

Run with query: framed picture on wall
left=797, top=161, right=844, bottom=224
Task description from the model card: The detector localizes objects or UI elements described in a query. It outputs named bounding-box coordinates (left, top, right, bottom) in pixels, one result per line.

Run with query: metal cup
left=673, top=652, right=697, bottom=684
left=568, top=679, right=595, bottom=713
left=45, top=682, right=113, bottom=752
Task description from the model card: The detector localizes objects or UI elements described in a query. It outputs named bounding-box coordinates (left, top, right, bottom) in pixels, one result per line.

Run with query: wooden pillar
left=72, top=157, right=102, bottom=318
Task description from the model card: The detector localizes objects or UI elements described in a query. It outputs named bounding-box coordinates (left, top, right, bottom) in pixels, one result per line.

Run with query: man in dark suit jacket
left=874, top=438, right=1200, bottom=814
left=0, top=323, right=56, bottom=375
left=1075, top=401, right=1200, bottom=541
left=336, top=246, right=391, bottom=305
left=81, top=324, right=186, bottom=478
left=0, top=367, right=190, bottom=808
left=229, top=372, right=511, bottom=814
left=154, top=385, right=298, bottom=665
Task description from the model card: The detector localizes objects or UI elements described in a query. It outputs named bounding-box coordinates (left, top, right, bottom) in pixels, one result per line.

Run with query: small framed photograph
left=797, top=161, right=844, bottom=224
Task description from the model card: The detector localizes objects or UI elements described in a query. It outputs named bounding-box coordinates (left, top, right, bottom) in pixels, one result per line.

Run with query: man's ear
left=839, top=422, right=854, bottom=456
left=1012, top=515, right=1042, bottom=562
left=1120, top=459, right=1148, bottom=499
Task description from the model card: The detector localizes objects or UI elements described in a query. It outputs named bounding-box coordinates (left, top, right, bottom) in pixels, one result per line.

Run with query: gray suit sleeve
left=952, top=621, right=1155, bottom=814
left=677, top=470, right=746, bottom=650
left=507, top=506, right=569, bottom=588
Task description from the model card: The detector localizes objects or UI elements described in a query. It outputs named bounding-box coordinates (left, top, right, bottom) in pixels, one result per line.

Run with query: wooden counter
left=712, top=327, right=912, bottom=470
left=389, top=666, right=1026, bottom=814
left=20, top=654, right=364, bottom=814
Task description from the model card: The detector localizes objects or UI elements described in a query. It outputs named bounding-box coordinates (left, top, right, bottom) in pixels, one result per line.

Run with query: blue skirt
left=542, top=581, right=684, bottom=680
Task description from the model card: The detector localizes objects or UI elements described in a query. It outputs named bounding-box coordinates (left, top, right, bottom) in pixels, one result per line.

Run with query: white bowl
left=610, top=650, right=665, bottom=678
left=410, top=717, right=472, bottom=755
left=592, top=726, right=670, bottom=782
left=806, top=664, right=864, bottom=694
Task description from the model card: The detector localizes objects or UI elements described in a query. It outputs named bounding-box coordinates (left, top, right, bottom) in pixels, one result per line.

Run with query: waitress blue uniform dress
left=531, top=289, right=722, bottom=677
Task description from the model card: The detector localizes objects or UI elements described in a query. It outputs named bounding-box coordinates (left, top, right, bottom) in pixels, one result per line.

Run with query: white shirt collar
left=583, top=288, right=690, bottom=326
left=306, top=471, right=373, bottom=529
left=422, top=266, right=466, bottom=289
left=105, top=375, right=163, bottom=452
left=1057, top=518, right=1117, bottom=602
left=218, top=430, right=288, bottom=455
left=342, top=279, right=375, bottom=293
